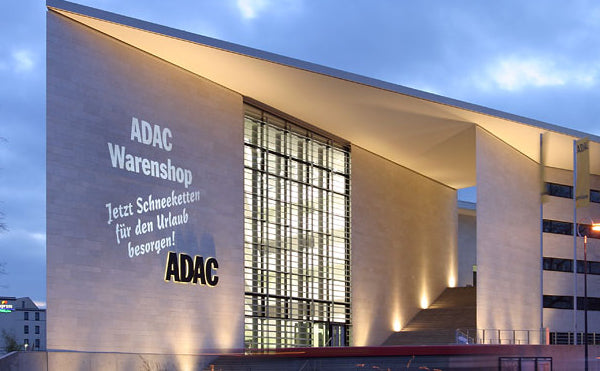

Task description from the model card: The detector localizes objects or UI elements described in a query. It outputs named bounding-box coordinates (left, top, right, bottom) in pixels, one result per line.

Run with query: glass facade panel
left=243, top=104, right=351, bottom=349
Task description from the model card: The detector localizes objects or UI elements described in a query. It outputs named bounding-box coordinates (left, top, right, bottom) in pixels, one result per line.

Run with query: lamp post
left=583, top=222, right=600, bottom=371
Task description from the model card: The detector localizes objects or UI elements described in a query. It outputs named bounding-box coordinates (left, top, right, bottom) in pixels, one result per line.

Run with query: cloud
left=29, top=232, right=46, bottom=242
left=12, top=49, right=35, bottom=72
left=235, top=0, right=301, bottom=20
left=480, top=56, right=598, bottom=91
left=236, top=0, right=269, bottom=19
left=0, top=229, right=46, bottom=249
left=33, top=301, right=46, bottom=309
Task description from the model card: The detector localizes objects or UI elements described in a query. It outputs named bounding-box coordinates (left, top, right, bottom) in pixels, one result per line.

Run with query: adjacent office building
left=0, top=297, right=46, bottom=352
left=46, top=0, right=600, bottom=359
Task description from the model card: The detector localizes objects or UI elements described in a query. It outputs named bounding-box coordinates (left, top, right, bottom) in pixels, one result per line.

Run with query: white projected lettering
left=104, top=117, right=201, bottom=260
left=107, top=117, right=193, bottom=188
left=105, top=190, right=201, bottom=258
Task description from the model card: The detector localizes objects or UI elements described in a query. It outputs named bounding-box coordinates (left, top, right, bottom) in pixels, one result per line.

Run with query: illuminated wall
left=351, top=146, right=458, bottom=346
left=47, top=11, right=244, bottom=357
left=476, top=128, right=541, bottom=335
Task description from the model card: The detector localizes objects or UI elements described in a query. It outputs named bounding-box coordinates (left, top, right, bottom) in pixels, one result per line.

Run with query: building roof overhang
left=47, top=0, right=600, bottom=189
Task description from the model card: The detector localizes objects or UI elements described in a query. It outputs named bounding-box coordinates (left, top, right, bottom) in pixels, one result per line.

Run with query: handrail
left=455, top=328, right=547, bottom=345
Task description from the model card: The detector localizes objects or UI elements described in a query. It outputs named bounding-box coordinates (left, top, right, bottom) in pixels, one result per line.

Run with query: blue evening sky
left=1, top=0, right=599, bottom=306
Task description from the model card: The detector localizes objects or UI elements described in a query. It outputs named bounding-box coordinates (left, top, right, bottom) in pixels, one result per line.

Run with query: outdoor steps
left=382, top=286, right=476, bottom=345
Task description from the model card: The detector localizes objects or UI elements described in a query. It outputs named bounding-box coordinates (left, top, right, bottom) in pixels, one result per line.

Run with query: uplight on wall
left=448, top=275, right=456, bottom=288
left=420, top=294, right=429, bottom=309
left=392, top=318, right=402, bottom=332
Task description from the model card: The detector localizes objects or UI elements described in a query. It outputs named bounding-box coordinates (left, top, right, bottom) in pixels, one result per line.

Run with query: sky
left=1, top=0, right=600, bottom=307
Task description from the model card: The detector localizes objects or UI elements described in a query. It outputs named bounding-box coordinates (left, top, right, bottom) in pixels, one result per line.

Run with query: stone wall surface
left=351, top=146, right=457, bottom=346
left=47, top=11, right=244, bottom=356
left=476, top=128, right=541, bottom=334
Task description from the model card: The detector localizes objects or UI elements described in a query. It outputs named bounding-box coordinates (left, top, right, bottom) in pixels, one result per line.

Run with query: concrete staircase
left=383, top=286, right=476, bottom=345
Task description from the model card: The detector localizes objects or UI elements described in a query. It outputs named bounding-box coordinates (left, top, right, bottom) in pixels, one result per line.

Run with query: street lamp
left=582, top=221, right=600, bottom=371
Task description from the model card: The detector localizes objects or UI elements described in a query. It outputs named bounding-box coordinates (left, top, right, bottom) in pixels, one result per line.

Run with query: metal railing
left=549, top=331, right=600, bottom=345
left=456, top=329, right=546, bottom=345
left=457, top=328, right=600, bottom=345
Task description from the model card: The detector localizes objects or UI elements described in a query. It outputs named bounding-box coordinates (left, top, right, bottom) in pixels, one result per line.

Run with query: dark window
left=543, top=219, right=600, bottom=239
left=545, top=182, right=600, bottom=203
left=24, top=338, right=29, bottom=345
left=543, top=257, right=573, bottom=273
left=544, top=295, right=600, bottom=311
left=24, top=312, right=29, bottom=321
left=543, top=295, right=573, bottom=309
left=35, top=339, right=40, bottom=349
left=24, top=325, right=29, bottom=334
left=590, top=261, right=600, bottom=275
left=35, top=312, right=39, bottom=321
left=577, top=260, right=585, bottom=273
left=543, top=220, right=573, bottom=235
left=546, top=182, right=573, bottom=198
left=577, top=297, right=600, bottom=311
left=34, top=326, right=39, bottom=335
left=544, top=257, right=600, bottom=275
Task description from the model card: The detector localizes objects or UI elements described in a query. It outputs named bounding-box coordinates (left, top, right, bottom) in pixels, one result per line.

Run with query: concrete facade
left=47, top=6, right=459, bottom=355
left=47, top=11, right=244, bottom=356
left=542, top=167, right=600, bottom=334
left=44, top=1, right=600, bottom=368
left=351, top=146, right=457, bottom=346
left=476, top=128, right=541, bottom=335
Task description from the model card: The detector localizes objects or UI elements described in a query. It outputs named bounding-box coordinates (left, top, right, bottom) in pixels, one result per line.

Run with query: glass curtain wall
left=243, top=104, right=351, bottom=349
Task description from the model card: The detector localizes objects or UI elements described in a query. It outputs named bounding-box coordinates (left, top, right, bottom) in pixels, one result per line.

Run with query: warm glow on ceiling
left=47, top=1, right=600, bottom=189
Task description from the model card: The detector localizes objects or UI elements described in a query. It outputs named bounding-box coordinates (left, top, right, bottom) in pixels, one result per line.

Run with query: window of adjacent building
left=24, top=312, right=29, bottom=321
left=543, top=257, right=600, bottom=275
left=544, top=295, right=600, bottom=311
left=543, top=219, right=573, bottom=236
left=546, top=182, right=573, bottom=199
left=24, top=325, right=29, bottom=334
left=243, top=104, right=351, bottom=349
left=35, top=312, right=39, bottom=321
left=543, top=295, right=573, bottom=310
left=543, top=219, right=600, bottom=239
left=591, top=190, right=600, bottom=203
left=545, top=182, right=600, bottom=203
left=35, top=339, right=40, bottom=349
left=577, top=297, right=600, bottom=311
left=35, top=326, right=39, bottom=335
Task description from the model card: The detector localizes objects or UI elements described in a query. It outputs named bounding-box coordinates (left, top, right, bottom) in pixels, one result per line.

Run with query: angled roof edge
left=47, top=0, right=599, bottom=143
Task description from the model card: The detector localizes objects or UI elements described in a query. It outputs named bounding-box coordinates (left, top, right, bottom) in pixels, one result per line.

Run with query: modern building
left=0, top=297, right=46, bottom=352
left=45, top=0, right=600, bottom=365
